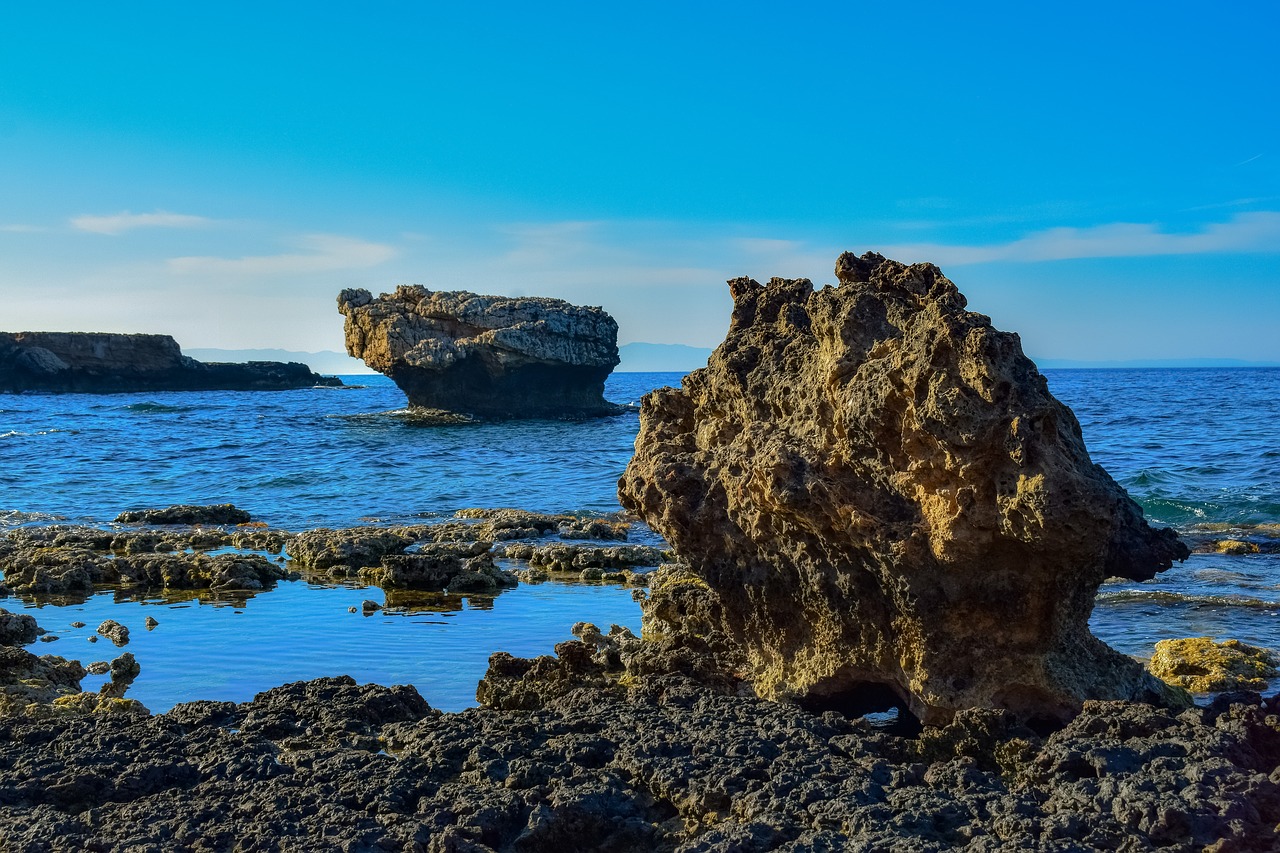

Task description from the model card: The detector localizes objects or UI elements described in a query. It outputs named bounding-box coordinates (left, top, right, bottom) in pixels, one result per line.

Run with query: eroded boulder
left=338, top=286, right=622, bottom=419
left=618, top=252, right=1189, bottom=725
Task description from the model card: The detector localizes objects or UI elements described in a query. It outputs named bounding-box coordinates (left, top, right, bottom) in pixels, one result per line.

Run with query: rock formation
left=338, top=286, right=621, bottom=418
left=0, top=332, right=342, bottom=393
left=619, top=251, right=1190, bottom=725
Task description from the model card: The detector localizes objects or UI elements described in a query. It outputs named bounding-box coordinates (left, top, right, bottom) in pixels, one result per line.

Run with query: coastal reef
left=338, top=286, right=621, bottom=419
left=619, top=252, right=1190, bottom=725
left=0, top=508, right=659, bottom=601
left=0, top=332, right=341, bottom=393
left=0, top=670, right=1276, bottom=851
left=0, top=525, right=293, bottom=598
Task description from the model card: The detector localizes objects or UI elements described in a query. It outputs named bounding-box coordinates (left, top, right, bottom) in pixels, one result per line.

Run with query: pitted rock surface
left=338, top=285, right=622, bottom=418
left=0, top=675, right=1276, bottom=851
left=619, top=252, right=1190, bottom=725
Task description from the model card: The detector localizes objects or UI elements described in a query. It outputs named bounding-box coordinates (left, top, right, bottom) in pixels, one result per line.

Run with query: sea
left=1, top=369, right=1277, bottom=711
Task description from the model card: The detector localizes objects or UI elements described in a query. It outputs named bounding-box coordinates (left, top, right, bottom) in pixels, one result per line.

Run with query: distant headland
left=0, top=332, right=342, bottom=394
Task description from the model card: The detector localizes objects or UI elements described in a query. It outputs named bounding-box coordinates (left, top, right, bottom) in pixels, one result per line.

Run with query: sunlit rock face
left=339, top=286, right=621, bottom=419
left=619, top=252, right=1189, bottom=725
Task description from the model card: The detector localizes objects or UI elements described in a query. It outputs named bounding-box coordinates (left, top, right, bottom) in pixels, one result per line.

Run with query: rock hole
left=797, top=681, right=923, bottom=735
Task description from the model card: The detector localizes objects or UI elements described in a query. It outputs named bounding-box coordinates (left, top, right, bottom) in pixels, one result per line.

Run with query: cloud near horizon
left=71, top=210, right=214, bottom=235
left=880, top=211, right=1280, bottom=266
left=167, top=234, right=398, bottom=276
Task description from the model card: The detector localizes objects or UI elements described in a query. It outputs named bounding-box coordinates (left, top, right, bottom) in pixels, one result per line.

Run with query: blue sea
left=2, top=369, right=1278, bottom=710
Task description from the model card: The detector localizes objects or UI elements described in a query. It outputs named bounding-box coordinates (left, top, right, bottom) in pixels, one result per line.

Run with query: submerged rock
left=1150, top=637, right=1279, bottom=693
left=338, top=286, right=622, bottom=419
left=0, top=332, right=341, bottom=393
left=619, top=252, right=1190, bottom=725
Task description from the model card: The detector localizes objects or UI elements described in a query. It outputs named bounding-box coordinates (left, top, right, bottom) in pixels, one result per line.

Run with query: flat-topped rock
left=619, top=252, right=1190, bottom=725
left=338, top=286, right=621, bottom=419
left=0, top=332, right=342, bottom=393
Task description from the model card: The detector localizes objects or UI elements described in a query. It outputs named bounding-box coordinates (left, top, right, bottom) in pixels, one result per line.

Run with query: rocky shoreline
left=0, top=666, right=1276, bottom=851
left=1, top=506, right=1278, bottom=850
left=4, top=255, right=1278, bottom=850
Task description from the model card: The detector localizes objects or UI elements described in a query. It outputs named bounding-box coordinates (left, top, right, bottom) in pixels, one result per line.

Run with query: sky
left=1, top=2, right=1277, bottom=363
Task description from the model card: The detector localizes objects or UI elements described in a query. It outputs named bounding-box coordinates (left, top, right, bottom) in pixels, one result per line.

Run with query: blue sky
left=2, top=2, right=1277, bottom=361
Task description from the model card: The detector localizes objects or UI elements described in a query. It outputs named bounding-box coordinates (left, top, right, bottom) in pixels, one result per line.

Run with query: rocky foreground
left=0, top=670, right=1277, bottom=852
left=0, top=332, right=340, bottom=393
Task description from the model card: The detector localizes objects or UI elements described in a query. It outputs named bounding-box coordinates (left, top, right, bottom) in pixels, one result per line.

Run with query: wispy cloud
left=0, top=224, right=46, bottom=233
left=71, top=210, right=214, bottom=235
left=880, top=212, right=1280, bottom=266
left=168, top=234, right=397, bottom=275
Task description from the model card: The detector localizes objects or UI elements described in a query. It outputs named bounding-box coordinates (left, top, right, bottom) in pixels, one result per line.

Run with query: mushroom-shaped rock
left=338, top=286, right=622, bottom=419
left=618, top=252, right=1189, bottom=725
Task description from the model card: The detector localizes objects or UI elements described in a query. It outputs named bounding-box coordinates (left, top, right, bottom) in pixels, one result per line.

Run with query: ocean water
left=2, top=368, right=1277, bottom=710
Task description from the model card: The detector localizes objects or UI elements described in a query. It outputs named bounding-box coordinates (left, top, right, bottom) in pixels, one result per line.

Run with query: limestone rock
left=1150, top=637, right=1279, bottom=693
left=618, top=252, right=1190, bottom=725
left=0, top=332, right=341, bottom=393
left=338, top=286, right=622, bottom=418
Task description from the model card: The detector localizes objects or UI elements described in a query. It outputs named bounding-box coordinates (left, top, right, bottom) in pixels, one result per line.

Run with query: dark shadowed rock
left=338, top=286, right=622, bottom=419
left=619, top=252, right=1190, bottom=725
left=115, top=503, right=253, bottom=525
left=3, top=673, right=1274, bottom=850
left=0, top=608, right=39, bottom=646
left=0, top=332, right=342, bottom=393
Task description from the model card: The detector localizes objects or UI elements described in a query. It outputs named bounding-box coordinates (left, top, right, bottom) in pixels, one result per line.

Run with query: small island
left=0, top=332, right=342, bottom=393
left=338, top=286, right=622, bottom=419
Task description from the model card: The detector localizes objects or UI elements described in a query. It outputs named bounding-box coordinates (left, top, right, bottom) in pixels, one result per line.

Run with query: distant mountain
left=618, top=343, right=714, bottom=373
left=184, top=348, right=375, bottom=375
left=1034, top=357, right=1280, bottom=369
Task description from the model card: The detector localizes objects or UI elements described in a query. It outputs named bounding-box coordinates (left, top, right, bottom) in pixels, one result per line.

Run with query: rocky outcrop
left=0, top=525, right=292, bottom=597
left=0, top=608, right=39, bottom=646
left=0, top=332, right=342, bottom=393
left=338, top=286, right=621, bottom=418
left=619, top=252, right=1190, bottom=725
left=115, top=504, right=253, bottom=525
left=1151, top=637, right=1279, bottom=693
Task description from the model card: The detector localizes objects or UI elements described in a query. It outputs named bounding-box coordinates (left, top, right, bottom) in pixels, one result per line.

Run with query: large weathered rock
left=338, top=286, right=621, bottom=418
left=0, top=332, right=342, bottom=393
left=619, top=252, right=1190, bottom=725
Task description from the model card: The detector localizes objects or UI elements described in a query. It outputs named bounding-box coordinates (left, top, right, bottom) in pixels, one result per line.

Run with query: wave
left=0, top=509, right=67, bottom=525
left=121, top=402, right=197, bottom=414
left=1097, top=589, right=1280, bottom=610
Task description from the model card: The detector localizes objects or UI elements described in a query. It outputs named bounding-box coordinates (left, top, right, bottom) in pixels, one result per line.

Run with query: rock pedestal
left=619, top=252, right=1189, bottom=725
left=338, top=286, right=621, bottom=419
